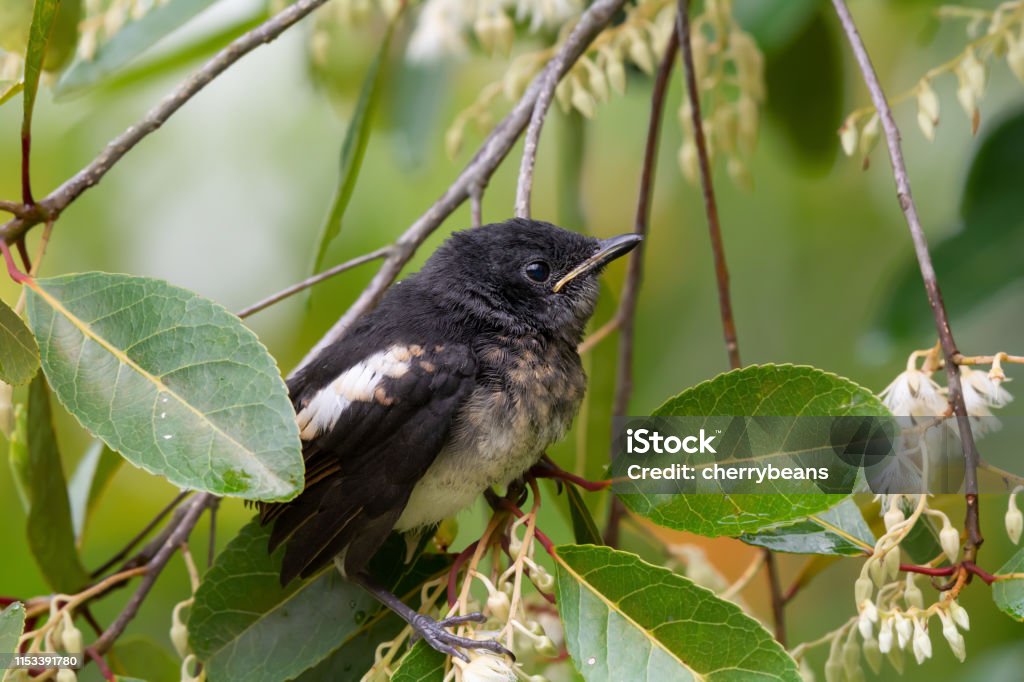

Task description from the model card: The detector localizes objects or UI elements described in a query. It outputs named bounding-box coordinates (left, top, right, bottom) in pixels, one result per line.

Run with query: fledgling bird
left=259, top=218, right=640, bottom=660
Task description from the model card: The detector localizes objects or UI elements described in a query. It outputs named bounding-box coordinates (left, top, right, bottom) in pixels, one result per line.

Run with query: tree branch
left=603, top=24, right=679, bottom=548
left=294, top=0, right=627, bottom=372
left=831, top=0, right=984, bottom=563
left=90, top=493, right=213, bottom=656
left=677, top=0, right=741, bottom=370
left=0, top=0, right=336, bottom=246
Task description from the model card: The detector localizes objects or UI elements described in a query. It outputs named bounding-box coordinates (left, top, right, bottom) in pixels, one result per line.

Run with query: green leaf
left=993, top=545, right=1024, bottom=621
left=110, top=636, right=181, bottom=682
left=900, top=515, right=945, bottom=565
left=189, top=520, right=447, bottom=682
left=0, top=602, right=26, bottom=655
left=564, top=483, right=603, bottom=546
left=391, top=641, right=446, bottom=682
left=0, top=80, right=24, bottom=108
left=554, top=545, right=800, bottom=681
left=21, top=0, right=62, bottom=155
left=0, top=297, right=39, bottom=385
left=618, top=364, right=890, bottom=537
left=312, top=14, right=400, bottom=273
left=733, top=0, right=818, bottom=53
left=740, top=498, right=875, bottom=556
left=25, top=272, right=303, bottom=501
left=291, top=611, right=406, bottom=682
left=68, top=440, right=123, bottom=541
left=878, top=108, right=1024, bottom=342
left=8, top=375, right=89, bottom=592
left=55, top=0, right=218, bottom=95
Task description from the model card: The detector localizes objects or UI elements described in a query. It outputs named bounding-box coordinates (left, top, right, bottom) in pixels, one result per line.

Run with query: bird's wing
left=259, top=342, right=477, bottom=584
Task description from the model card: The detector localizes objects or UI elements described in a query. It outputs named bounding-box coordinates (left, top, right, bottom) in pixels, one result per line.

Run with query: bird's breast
left=394, top=338, right=585, bottom=531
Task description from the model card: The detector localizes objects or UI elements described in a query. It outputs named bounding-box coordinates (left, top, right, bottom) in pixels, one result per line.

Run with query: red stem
left=0, top=240, right=31, bottom=284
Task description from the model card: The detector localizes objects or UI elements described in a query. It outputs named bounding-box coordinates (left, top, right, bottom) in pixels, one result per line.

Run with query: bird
left=259, top=217, right=641, bottom=660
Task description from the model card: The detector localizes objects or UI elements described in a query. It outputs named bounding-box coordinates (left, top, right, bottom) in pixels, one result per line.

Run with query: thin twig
left=677, top=0, right=741, bottom=370
left=831, top=0, right=984, bottom=564
left=207, top=497, right=220, bottom=569
left=295, top=0, right=626, bottom=373
left=90, top=491, right=191, bottom=578
left=470, top=182, right=484, bottom=228
left=720, top=551, right=765, bottom=601
left=763, top=550, right=787, bottom=647
left=0, top=0, right=337, bottom=246
left=603, top=24, right=679, bottom=549
left=91, top=493, right=213, bottom=656
left=235, top=246, right=390, bottom=319
left=513, top=2, right=624, bottom=218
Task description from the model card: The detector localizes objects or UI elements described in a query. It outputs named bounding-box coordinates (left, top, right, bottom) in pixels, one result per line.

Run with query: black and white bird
left=259, top=218, right=641, bottom=660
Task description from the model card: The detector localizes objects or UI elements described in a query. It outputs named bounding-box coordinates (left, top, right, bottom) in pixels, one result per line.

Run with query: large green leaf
left=25, top=272, right=303, bottom=501
left=618, top=365, right=889, bottom=536
left=8, top=375, right=89, bottom=592
left=110, top=636, right=181, bottom=682
left=189, top=520, right=446, bottom=682
left=311, top=13, right=401, bottom=273
left=0, top=297, right=39, bottom=385
left=554, top=545, right=800, bottom=681
left=391, top=641, right=445, bottom=682
left=68, top=440, right=123, bottom=541
left=291, top=611, right=406, bottom=682
left=55, top=0, right=219, bottom=95
left=0, top=602, right=26, bottom=655
left=740, top=497, right=875, bottom=556
left=878, top=108, right=1024, bottom=342
left=993, top=546, right=1024, bottom=621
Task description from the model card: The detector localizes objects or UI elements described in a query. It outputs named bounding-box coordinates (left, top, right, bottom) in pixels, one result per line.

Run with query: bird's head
left=419, top=218, right=642, bottom=342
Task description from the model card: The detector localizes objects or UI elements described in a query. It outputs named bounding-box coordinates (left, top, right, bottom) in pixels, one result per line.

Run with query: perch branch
left=295, top=0, right=627, bottom=372
left=0, top=0, right=337, bottom=246
left=831, top=0, right=984, bottom=564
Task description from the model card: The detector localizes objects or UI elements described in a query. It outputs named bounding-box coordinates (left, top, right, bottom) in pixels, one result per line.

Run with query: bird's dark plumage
left=259, top=218, right=640, bottom=586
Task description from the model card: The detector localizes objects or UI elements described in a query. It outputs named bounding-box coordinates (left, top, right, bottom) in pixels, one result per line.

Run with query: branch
left=90, top=493, right=213, bottom=656
left=603, top=22, right=679, bottom=548
left=90, top=490, right=191, bottom=578
left=677, top=0, right=741, bottom=370
left=294, top=0, right=627, bottom=372
left=0, top=0, right=335, bottom=246
left=235, top=246, right=391, bottom=319
left=513, top=2, right=626, bottom=218
left=831, top=0, right=984, bottom=563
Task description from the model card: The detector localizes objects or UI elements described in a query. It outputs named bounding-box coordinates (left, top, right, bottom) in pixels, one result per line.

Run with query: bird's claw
left=410, top=612, right=515, bottom=663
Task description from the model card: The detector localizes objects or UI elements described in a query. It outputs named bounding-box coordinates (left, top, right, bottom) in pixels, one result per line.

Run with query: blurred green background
left=1, top=0, right=1023, bottom=679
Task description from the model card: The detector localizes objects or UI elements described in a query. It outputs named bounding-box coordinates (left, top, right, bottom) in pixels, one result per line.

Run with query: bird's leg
left=352, top=572, right=513, bottom=663
left=528, top=454, right=611, bottom=492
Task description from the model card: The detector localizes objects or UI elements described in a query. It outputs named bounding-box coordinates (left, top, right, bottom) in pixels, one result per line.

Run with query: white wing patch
left=296, top=346, right=417, bottom=440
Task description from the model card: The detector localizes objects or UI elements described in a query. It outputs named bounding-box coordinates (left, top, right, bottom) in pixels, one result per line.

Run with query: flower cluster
left=839, top=1, right=1024, bottom=163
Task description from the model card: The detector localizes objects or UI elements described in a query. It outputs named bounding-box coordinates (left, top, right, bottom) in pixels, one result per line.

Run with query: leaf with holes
left=24, top=272, right=302, bottom=501
left=0, top=297, right=39, bottom=385
left=618, top=365, right=890, bottom=536
left=740, top=497, right=875, bottom=556
left=554, top=545, right=800, bottom=681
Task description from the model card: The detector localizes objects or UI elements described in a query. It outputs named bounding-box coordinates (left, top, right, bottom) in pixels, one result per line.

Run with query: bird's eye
left=524, top=260, right=551, bottom=283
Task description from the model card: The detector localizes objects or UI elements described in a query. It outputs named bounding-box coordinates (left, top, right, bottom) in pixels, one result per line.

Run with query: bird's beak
left=552, top=234, right=643, bottom=293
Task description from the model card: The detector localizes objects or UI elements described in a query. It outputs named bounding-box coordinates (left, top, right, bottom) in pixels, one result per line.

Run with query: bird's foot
left=410, top=612, right=514, bottom=662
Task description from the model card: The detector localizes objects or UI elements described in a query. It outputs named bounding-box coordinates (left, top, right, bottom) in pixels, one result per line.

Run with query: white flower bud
left=678, top=141, right=699, bottom=185
left=736, top=94, right=758, bottom=154
left=940, top=523, right=961, bottom=564
left=868, top=558, right=885, bottom=588
left=1006, top=496, right=1023, bottom=544
left=884, top=506, right=905, bottom=532
left=605, top=52, right=626, bottom=95
left=839, top=117, right=858, bottom=157
left=531, top=567, right=555, bottom=592
left=56, top=670, right=77, bottom=682
left=62, top=624, right=84, bottom=655
left=627, top=34, right=655, bottom=74
left=884, top=547, right=901, bottom=582
left=534, top=636, right=558, bottom=657
left=855, top=576, right=873, bottom=605
left=939, top=611, right=966, bottom=662
left=859, top=114, right=880, bottom=159
left=823, top=660, right=843, bottom=682
left=474, top=16, right=497, bottom=55
left=878, top=617, right=894, bottom=654
left=445, top=122, right=464, bottom=160
left=904, top=574, right=924, bottom=609
left=493, top=13, right=514, bottom=55
left=894, top=613, right=912, bottom=650
left=462, top=654, right=517, bottom=682
left=487, top=590, right=511, bottom=622
left=570, top=80, right=596, bottom=119
left=917, top=110, right=936, bottom=141
left=862, top=636, right=883, bottom=674
left=1008, top=36, right=1024, bottom=84
left=842, top=634, right=861, bottom=674
left=554, top=78, right=573, bottom=114
left=916, top=81, right=939, bottom=123
left=948, top=599, right=970, bottom=631
left=911, top=619, right=932, bottom=664
left=171, top=600, right=191, bottom=658
left=798, top=656, right=816, bottom=682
